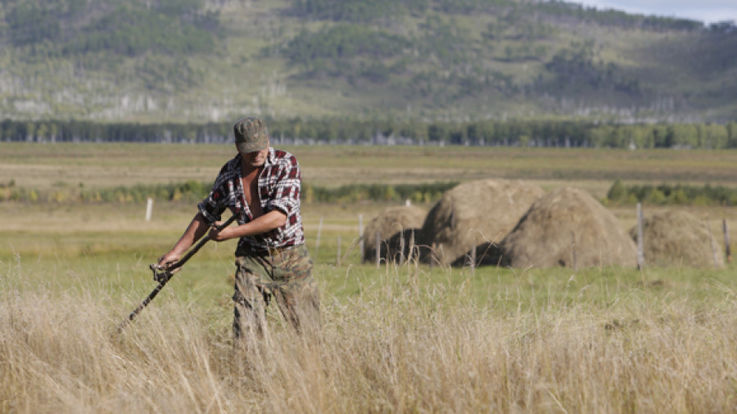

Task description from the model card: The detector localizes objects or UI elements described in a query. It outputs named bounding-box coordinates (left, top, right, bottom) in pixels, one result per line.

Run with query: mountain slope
left=0, top=0, right=735, bottom=123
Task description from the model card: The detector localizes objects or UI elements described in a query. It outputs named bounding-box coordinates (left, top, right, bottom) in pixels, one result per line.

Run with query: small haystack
left=419, top=179, right=545, bottom=266
left=629, top=210, right=723, bottom=268
left=362, top=205, right=426, bottom=263
left=497, top=187, right=637, bottom=268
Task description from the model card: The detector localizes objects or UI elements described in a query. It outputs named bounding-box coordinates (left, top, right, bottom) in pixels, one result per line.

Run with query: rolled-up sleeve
left=198, top=185, right=227, bottom=225
left=267, top=157, right=301, bottom=216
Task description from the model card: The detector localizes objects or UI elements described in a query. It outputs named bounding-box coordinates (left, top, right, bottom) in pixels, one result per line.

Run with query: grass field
left=4, top=142, right=737, bottom=195
left=2, top=143, right=737, bottom=412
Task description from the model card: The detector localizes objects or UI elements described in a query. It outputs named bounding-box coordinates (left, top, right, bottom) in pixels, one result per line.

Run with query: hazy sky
left=573, top=0, right=737, bottom=24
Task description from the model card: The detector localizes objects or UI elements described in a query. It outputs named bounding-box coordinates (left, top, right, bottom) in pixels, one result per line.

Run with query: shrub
left=606, top=179, right=625, bottom=202
left=605, top=181, right=737, bottom=206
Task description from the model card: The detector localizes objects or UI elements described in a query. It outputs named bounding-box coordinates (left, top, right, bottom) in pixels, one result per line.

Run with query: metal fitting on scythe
left=150, top=263, right=174, bottom=284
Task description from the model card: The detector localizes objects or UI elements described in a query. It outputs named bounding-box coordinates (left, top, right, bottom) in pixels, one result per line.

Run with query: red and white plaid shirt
left=198, top=148, right=305, bottom=253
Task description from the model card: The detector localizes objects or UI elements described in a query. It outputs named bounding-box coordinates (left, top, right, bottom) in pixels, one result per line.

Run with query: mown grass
left=4, top=143, right=737, bottom=195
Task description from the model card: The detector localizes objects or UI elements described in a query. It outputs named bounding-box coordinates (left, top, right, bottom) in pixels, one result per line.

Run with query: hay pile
left=419, top=179, right=545, bottom=266
left=362, top=205, right=426, bottom=263
left=629, top=210, right=723, bottom=268
left=495, top=187, right=637, bottom=268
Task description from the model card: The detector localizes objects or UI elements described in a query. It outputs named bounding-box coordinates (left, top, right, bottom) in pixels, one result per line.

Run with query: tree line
left=2, top=118, right=737, bottom=149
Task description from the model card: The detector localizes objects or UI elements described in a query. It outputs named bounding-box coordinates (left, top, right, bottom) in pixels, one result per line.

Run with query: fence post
left=571, top=231, right=577, bottom=271
left=409, top=230, right=415, bottom=262
left=430, top=242, right=437, bottom=269
left=375, top=231, right=381, bottom=269
left=336, top=235, right=341, bottom=266
left=636, top=203, right=645, bottom=270
left=724, top=219, right=732, bottom=263
left=399, top=230, right=405, bottom=265
left=145, top=197, right=154, bottom=221
left=470, top=245, right=476, bottom=274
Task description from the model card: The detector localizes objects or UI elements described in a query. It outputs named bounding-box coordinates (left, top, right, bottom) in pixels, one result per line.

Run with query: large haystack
left=497, top=187, right=637, bottom=268
left=362, top=205, right=426, bottom=263
left=419, top=179, right=545, bottom=266
left=629, top=210, right=723, bottom=268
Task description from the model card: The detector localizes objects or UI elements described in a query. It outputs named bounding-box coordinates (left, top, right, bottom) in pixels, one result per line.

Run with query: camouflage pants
left=232, top=244, right=320, bottom=339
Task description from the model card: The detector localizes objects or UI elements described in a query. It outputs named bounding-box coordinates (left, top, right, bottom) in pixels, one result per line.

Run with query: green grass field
left=2, top=143, right=737, bottom=412
left=4, top=142, right=737, bottom=193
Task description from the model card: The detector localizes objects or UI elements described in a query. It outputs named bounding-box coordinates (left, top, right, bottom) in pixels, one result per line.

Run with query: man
left=157, top=117, right=319, bottom=340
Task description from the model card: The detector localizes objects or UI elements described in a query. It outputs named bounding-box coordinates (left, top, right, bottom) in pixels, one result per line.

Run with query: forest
left=2, top=118, right=737, bottom=149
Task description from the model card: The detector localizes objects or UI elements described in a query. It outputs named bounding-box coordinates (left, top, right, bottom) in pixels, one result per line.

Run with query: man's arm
left=209, top=210, right=286, bottom=241
left=158, top=212, right=210, bottom=268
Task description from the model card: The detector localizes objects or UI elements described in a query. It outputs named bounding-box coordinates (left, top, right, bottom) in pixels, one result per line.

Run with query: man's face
left=238, top=145, right=269, bottom=168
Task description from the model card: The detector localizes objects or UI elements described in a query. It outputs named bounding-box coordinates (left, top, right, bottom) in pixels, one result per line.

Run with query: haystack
left=629, top=210, right=723, bottom=268
left=362, top=205, right=426, bottom=263
left=496, top=187, right=637, bottom=268
left=419, top=179, right=545, bottom=266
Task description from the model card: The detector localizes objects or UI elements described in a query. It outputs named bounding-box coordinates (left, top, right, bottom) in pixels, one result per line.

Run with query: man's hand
left=157, top=251, right=181, bottom=269
left=208, top=221, right=232, bottom=241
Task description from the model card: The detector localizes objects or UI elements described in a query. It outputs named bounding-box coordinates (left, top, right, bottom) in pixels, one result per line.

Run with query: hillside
left=0, top=0, right=736, bottom=123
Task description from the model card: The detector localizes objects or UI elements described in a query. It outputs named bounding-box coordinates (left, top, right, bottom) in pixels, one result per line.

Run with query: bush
left=606, top=179, right=625, bottom=203
left=643, top=188, right=667, bottom=204
left=605, top=181, right=737, bottom=206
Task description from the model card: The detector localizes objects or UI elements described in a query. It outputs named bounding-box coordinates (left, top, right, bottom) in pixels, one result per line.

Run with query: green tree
left=606, top=179, right=626, bottom=203
left=727, top=122, right=737, bottom=148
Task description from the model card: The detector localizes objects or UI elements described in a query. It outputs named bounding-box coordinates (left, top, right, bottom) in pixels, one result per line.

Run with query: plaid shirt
left=198, top=148, right=305, bottom=253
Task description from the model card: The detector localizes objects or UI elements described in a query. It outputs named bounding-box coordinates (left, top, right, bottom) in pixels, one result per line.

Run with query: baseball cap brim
left=237, top=139, right=269, bottom=153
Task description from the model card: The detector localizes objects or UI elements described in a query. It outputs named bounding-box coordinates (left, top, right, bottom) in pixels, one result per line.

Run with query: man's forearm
left=213, top=210, right=286, bottom=241
left=171, top=213, right=210, bottom=254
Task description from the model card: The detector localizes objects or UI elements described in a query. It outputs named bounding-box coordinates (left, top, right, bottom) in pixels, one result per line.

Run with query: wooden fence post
left=636, top=203, right=645, bottom=270
left=375, top=231, right=381, bottom=269
left=145, top=198, right=154, bottom=221
left=336, top=236, right=341, bottom=266
left=571, top=231, right=577, bottom=271
left=470, top=245, right=476, bottom=274
left=409, top=230, right=415, bottom=262
left=724, top=219, right=732, bottom=263
left=399, top=230, right=405, bottom=265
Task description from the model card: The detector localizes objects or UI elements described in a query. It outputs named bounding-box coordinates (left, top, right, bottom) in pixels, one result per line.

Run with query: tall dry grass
left=3, top=267, right=737, bottom=413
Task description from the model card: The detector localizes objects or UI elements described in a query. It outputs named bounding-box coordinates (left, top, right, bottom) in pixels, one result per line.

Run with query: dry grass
left=3, top=263, right=737, bottom=413
left=3, top=143, right=737, bottom=412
